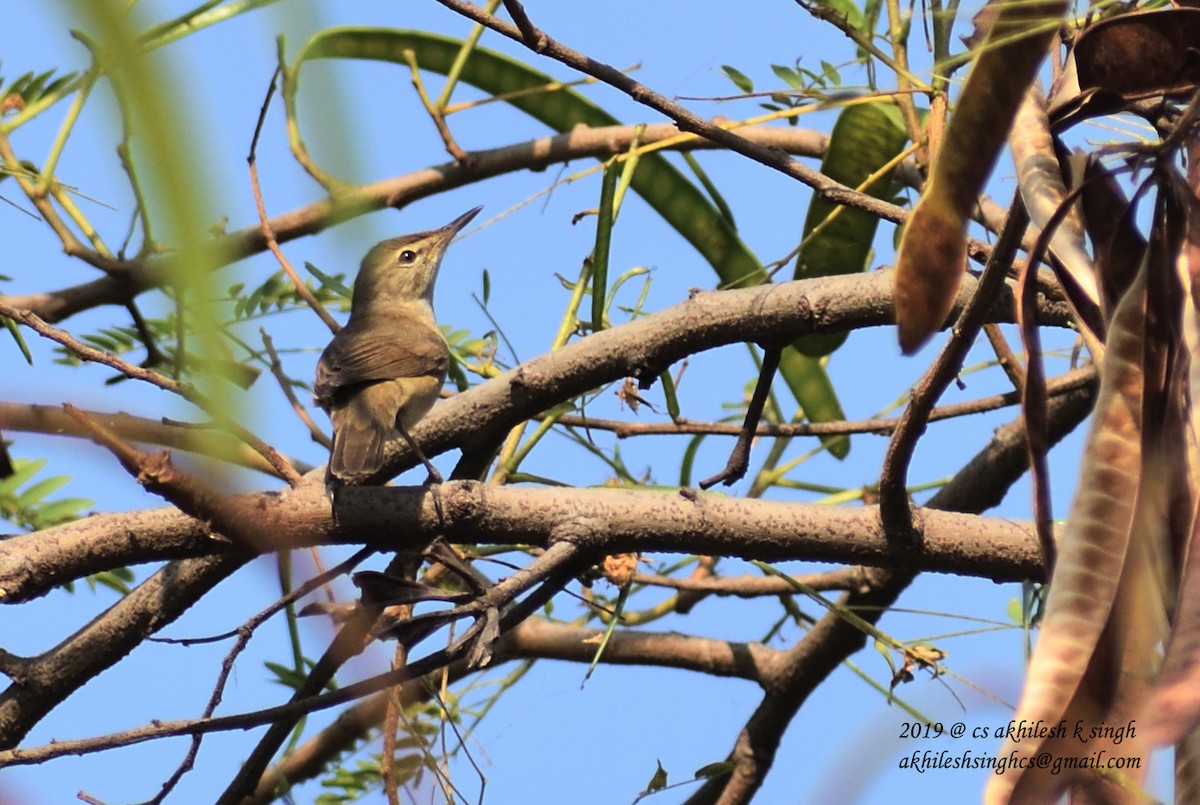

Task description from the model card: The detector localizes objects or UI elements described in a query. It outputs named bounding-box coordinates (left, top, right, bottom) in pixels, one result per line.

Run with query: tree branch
left=430, top=269, right=1070, bottom=483
left=879, top=195, right=1030, bottom=539
left=446, top=0, right=908, bottom=222
left=0, top=302, right=300, bottom=484
left=0, top=552, right=249, bottom=748
left=686, top=362, right=1096, bottom=804
left=0, top=122, right=829, bottom=324
left=551, top=364, right=1095, bottom=438
left=0, top=476, right=1060, bottom=610
left=0, top=268, right=1079, bottom=603
left=0, top=400, right=305, bottom=476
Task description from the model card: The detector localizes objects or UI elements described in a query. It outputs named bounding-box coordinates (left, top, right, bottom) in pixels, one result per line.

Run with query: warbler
left=314, top=207, right=480, bottom=491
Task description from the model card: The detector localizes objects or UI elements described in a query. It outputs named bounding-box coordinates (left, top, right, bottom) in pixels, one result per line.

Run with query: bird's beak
left=445, top=206, right=483, bottom=236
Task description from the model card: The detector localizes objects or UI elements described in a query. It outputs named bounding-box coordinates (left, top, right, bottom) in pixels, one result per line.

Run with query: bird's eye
left=399, top=249, right=417, bottom=263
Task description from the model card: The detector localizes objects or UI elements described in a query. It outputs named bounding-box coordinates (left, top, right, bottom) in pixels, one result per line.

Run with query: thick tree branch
left=62, top=405, right=277, bottom=549
left=1, top=477, right=1057, bottom=608
left=0, top=268, right=1083, bottom=775
left=0, top=369, right=1094, bottom=782
left=0, top=389, right=1096, bottom=789
left=429, top=269, right=1070, bottom=482
left=0, top=269, right=1078, bottom=602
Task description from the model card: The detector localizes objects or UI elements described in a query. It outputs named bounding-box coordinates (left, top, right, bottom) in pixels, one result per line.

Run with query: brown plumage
left=315, top=207, right=480, bottom=489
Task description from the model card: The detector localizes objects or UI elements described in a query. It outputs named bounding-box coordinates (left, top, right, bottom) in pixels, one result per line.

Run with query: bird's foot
left=420, top=469, right=446, bottom=527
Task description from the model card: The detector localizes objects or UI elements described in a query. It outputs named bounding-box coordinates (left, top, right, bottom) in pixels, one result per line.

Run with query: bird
left=314, top=207, right=480, bottom=493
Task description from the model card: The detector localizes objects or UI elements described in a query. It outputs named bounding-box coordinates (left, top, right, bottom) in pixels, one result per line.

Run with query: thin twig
left=0, top=299, right=301, bottom=484
left=0, top=132, right=97, bottom=268
left=548, top=365, right=1094, bottom=438
left=878, top=193, right=1030, bottom=539
left=634, top=566, right=870, bottom=596
left=443, top=0, right=908, bottom=224
left=403, top=49, right=468, bottom=162
left=699, top=346, right=782, bottom=489
left=216, top=596, right=386, bottom=803
left=247, top=67, right=341, bottom=335
left=216, top=539, right=582, bottom=802
left=793, top=0, right=932, bottom=93
left=0, top=547, right=587, bottom=776
left=142, top=546, right=374, bottom=805
left=9, top=118, right=970, bottom=325
left=260, top=328, right=332, bottom=449
left=983, top=322, right=1026, bottom=390
left=123, top=299, right=167, bottom=374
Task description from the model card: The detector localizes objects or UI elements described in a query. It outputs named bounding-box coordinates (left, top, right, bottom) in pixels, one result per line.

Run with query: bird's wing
left=314, top=322, right=448, bottom=408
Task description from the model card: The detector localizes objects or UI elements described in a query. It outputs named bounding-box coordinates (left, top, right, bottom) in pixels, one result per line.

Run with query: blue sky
left=0, top=1, right=1145, bottom=803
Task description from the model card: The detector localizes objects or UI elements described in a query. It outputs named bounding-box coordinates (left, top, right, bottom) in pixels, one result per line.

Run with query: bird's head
left=351, top=206, right=481, bottom=314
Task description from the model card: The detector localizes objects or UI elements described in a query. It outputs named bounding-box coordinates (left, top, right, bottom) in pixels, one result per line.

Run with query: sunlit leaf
left=720, top=64, right=754, bottom=93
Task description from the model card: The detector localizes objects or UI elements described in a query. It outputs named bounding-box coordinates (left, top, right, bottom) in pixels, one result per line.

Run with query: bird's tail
left=329, top=402, right=389, bottom=485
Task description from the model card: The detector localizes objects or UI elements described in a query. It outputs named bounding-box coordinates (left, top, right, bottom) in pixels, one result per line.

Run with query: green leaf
left=24, top=70, right=55, bottom=101
left=7, top=71, right=33, bottom=97
left=0, top=458, right=45, bottom=496
left=303, top=260, right=353, bottom=299
left=681, top=152, right=736, bottom=230
left=140, top=0, right=290, bottom=51
left=32, top=496, right=92, bottom=528
left=17, top=474, right=70, bottom=506
left=83, top=334, right=119, bottom=352
left=720, top=64, right=754, bottom=93
left=0, top=457, right=92, bottom=530
left=3, top=317, right=32, bottom=364
left=821, top=60, right=842, bottom=86
left=2, top=67, right=80, bottom=108
left=591, top=161, right=619, bottom=333
left=778, top=347, right=849, bottom=458
left=660, top=368, right=681, bottom=421
left=680, top=433, right=705, bottom=488
left=86, top=566, right=134, bottom=595
left=817, top=0, right=866, bottom=29
left=43, top=72, right=79, bottom=97
left=771, top=63, right=805, bottom=90
left=265, top=660, right=312, bottom=689
left=792, top=102, right=908, bottom=357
